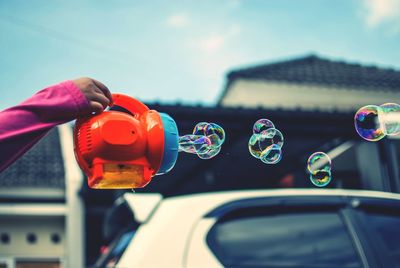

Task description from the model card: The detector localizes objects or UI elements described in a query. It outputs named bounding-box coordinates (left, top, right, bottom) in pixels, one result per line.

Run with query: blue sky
left=1, top=0, right=399, bottom=110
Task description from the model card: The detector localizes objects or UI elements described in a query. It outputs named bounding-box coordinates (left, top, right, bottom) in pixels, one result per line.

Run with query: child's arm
left=0, top=78, right=112, bottom=172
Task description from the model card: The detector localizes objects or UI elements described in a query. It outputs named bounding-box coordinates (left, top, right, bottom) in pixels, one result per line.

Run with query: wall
left=221, top=79, right=400, bottom=111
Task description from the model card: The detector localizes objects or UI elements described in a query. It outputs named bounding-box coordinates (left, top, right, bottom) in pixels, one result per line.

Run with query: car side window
left=207, top=210, right=362, bottom=267
left=363, top=212, right=400, bottom=267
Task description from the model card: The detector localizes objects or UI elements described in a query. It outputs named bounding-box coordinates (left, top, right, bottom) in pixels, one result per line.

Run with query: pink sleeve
left=0, top=80, right=90, bottom=172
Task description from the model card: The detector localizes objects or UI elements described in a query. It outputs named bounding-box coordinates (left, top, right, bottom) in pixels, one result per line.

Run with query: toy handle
left=110, top=94, right=149, bottom=119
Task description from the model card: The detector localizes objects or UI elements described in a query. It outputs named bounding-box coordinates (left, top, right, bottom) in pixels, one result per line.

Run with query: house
left=216, top=54, right=400, bottom=193
left=0, top=125, right=84, bottom=268
left=219, top=54, right=400, bottom=111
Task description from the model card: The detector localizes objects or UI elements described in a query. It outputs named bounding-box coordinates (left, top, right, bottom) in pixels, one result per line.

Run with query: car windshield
left=94, top=230, right=136, bottom=268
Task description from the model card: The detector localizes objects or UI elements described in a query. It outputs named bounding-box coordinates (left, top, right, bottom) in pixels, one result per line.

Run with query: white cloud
left=166, top=13, right=189, bottom=28
left=199, top=35, right=225, bottom=52
left=362, top=0, right=400, bottom=31
left=199, top=25, right=241, bottom=53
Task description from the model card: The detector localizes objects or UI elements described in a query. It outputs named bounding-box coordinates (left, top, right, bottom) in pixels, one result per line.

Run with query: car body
left=96, top=189, right=400, bottom=268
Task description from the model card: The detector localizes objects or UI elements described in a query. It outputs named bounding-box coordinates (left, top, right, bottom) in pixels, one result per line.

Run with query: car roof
left=162, top=188, right=400, bottom=203
left=122, top=188, right=400, bottom=224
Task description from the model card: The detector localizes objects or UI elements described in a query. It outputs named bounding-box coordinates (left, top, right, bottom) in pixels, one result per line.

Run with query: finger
left=92, top=79, right=113, bottom=104
left=91, top=92, right=110, bottom=109
left=90, top=101, right=104, bottom=114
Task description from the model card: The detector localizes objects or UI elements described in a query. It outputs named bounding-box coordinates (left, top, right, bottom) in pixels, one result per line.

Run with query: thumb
left=90, top=101, right=104, bottom=114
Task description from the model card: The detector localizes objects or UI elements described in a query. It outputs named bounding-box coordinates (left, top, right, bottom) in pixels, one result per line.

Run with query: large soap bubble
left=307, top=152, right=331, bottom=174
left=380, top=103, right=400, bottom=136
left=178, top=135, right=211, bottom=154
left=249, top=119, right=284, bottom=165
left=354, top=105, right=385, bottom=141
left=193, top=122, right=225, bottom=146
left=307, top=152, right=332, bottom=187
left=260, top=144, right=282, bottom=164
left=179, top=122, right=225, bottom=159
left=309, top=170, right=332, bottom=187
left=253, top=119, right=275, bottom=134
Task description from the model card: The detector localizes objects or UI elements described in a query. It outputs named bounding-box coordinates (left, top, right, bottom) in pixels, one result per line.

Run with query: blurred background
left=1, top=0, right=400, bottom=267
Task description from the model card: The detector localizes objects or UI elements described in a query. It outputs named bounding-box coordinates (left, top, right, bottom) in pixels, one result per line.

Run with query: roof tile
left=0, top=128, right=65, bottom=189
left=227, top=55, right=400, bottom=90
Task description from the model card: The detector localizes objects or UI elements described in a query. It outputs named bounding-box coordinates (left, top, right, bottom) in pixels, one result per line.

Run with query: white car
left=94, top=189, right=400, bottom=268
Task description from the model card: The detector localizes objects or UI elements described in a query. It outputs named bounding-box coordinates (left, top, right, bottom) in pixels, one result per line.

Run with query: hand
left=72, top=77, right=113, bottom=114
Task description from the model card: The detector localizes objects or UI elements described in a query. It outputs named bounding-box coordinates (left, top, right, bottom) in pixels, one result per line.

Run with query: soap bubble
left=307, top=152, right=332, bottom=187
left=197, top=146, right=221, bottom=160
left=259, top=128, right=284, bottom=148
left=249, top=129, right=284, bottom=158
left=354, top=105, right=385, bottom=141
left=178, top=135, right=211, bottom=154
left=193, top=122, right=208, bottom=135
left=310, top=170, right=332, bottom=187
left=260, top=144, right=282, bottom=164
left=248, top=119, right=284, bottom=165
left=193, top=122, right=225, bottom=141
left=179, top=122, right=225, bottom=159
left=248, top=134, right=263, bottom=158
left=207, top=133, right=224, bottom=148
left=380, top=103, right=400, bottom=136
left=307, top=152, right=331, bottom=174
left=193, top=122, right=225, bottom=147
left=253, top=119, right=275, bottom=134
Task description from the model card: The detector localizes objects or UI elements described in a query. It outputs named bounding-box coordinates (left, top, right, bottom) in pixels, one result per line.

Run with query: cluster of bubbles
left=176, top=101, right=400, bottom=186
left=248, top=119, right=284, bottom=164
left=178, top=122, right=225, bottom=159
left=307, top=152, right=332, bottom=187
left=354, top=103, right=400, bottom=142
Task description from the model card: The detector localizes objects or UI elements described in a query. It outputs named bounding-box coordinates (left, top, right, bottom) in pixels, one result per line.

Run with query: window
left=363, top=212, right=400, bottom=266
left=207, top=211, right=361, bottom=267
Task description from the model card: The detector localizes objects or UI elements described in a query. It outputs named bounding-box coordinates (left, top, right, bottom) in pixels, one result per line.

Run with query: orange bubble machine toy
left=73, top=94, right=179, bottom=189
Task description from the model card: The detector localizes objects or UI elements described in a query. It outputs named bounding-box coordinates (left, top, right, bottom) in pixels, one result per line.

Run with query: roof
left=224, top=54, right=400, bottom=93
left=0, top=128, right=65, bottom=191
